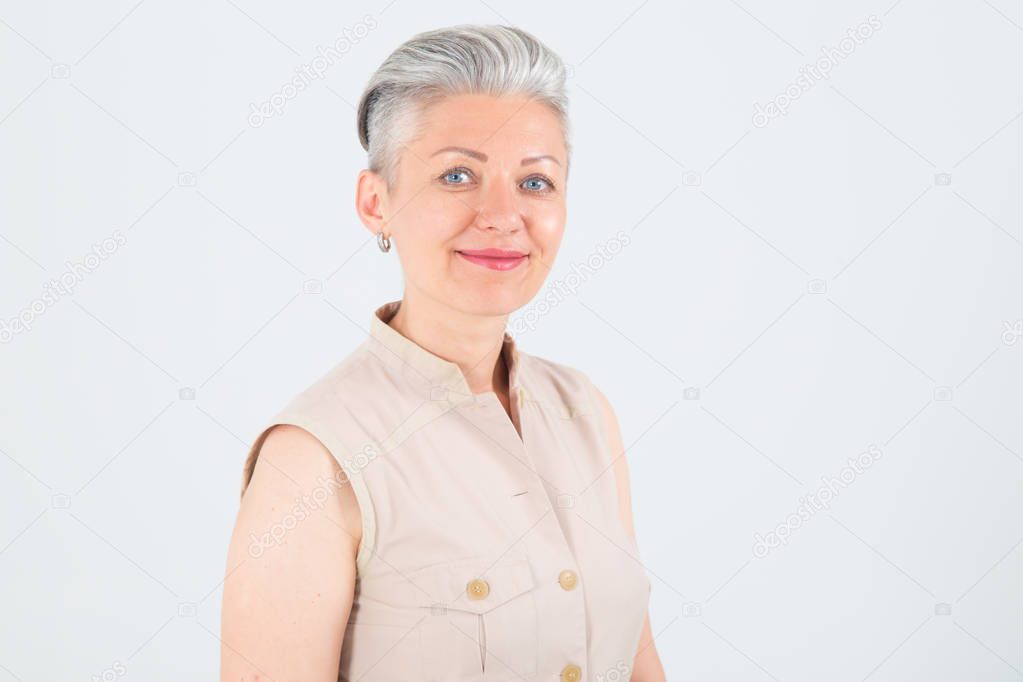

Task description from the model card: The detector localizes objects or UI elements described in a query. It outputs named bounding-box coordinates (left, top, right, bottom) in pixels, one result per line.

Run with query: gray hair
left=356, top=24, right=571, bottom=190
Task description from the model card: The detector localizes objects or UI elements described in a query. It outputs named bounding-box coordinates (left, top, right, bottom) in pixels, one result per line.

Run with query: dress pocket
left=405, top=556, right=540, bottom=680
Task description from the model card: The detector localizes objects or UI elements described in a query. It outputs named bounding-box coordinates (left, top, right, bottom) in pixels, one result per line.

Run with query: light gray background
left=1, top=0, right=1022, bottom=680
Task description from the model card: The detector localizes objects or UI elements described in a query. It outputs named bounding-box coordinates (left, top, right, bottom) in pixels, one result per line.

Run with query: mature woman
left=222, top=24, right=666, bottom=681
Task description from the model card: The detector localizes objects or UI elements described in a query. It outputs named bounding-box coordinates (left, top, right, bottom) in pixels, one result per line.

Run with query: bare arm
left=220, top=424, right=362, bottom=681
left=592, top=386, right=667, bottom=682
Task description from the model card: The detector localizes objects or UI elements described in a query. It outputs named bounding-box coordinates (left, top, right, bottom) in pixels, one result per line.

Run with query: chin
left=447, top=286, right=528, bottom=318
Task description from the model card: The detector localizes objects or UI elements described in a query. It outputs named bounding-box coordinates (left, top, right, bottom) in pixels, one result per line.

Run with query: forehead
left=413, top=93, right=564, bottom=155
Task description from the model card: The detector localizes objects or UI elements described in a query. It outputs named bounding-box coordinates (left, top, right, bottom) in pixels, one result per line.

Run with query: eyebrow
left=430, top=146, right=561, bottom=167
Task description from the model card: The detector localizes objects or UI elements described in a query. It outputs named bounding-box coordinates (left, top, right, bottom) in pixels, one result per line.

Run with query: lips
left=455, top=248, right=529, bottom=271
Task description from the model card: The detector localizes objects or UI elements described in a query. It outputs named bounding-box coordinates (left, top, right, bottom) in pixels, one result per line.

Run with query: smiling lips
left=456, top=248, right=529, bottom=271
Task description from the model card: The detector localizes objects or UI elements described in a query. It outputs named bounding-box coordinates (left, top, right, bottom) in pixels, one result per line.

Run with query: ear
left=355, top=168, right=389, bottom=238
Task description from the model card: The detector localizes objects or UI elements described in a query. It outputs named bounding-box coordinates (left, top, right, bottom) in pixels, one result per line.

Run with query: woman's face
left=362, top=93, right=568, bottom=317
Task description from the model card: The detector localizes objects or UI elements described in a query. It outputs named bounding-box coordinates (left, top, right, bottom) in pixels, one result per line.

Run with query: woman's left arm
left=591, top=384, right=667, bottom=682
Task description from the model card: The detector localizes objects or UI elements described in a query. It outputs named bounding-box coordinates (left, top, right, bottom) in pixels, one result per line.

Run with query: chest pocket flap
left=395, top=557, right=536, bottom=614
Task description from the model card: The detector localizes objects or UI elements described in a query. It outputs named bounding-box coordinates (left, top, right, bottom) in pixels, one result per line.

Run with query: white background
left=1, top=1, right=1022, bottom=680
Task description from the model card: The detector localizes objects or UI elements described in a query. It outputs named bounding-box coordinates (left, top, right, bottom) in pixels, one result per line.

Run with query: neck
left=388, top=289, right=509, bottom=396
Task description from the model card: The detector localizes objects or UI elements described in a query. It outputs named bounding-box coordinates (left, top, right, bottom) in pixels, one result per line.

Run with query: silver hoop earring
left=376, top=231, right=391, bottom=253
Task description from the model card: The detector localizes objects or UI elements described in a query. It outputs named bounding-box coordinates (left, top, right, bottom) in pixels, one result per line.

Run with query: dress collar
left=368, top=299, right=522, bottom=403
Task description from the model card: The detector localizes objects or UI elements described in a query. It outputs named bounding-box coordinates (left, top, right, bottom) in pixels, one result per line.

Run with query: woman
left=222, top=24, right=666, bottom=682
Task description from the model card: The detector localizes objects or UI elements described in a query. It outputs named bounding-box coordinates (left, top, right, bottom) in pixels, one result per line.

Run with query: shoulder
left=245, top=349, right=373, bottom=509
left=525, top=351, right=636, bottom=531
left=581, top=376, right=636, bottom=537
left=525, top=352, right=633, bottom=520
left=240, top=422, right=363, bottom=555
left=518, top=351, right=602, bottom=419
left=271, top=343, right=378, bottom=423
left=247, top=423, right=342, bottom=497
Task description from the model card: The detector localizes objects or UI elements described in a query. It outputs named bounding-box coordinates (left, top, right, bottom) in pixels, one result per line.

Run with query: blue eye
left=442, top=168, right=472, bottom=184
left=439, top=168, right=556, bottom=193
left=522, top=176, right=552, bottom=192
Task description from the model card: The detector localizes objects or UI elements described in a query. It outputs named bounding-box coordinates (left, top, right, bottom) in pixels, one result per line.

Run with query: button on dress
left=240, top=300, right=652, bottom=681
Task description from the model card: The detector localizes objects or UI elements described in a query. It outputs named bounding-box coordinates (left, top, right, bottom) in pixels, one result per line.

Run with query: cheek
left=529, top=207, right=566, bottom=251
left=422, top=192, right=479, bottom=230
left=398, top=196, right=475, bottom=256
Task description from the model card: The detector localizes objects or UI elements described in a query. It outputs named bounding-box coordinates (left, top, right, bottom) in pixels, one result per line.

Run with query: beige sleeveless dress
left=240, top=300, right=651, bottom=681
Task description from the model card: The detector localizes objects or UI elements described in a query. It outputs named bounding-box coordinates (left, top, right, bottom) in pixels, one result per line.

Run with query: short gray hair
left=356, top=24, right=571, bottom=189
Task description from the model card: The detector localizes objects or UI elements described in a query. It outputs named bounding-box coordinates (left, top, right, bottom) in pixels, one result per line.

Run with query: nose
left=472, top=179, right=525, bottom=234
